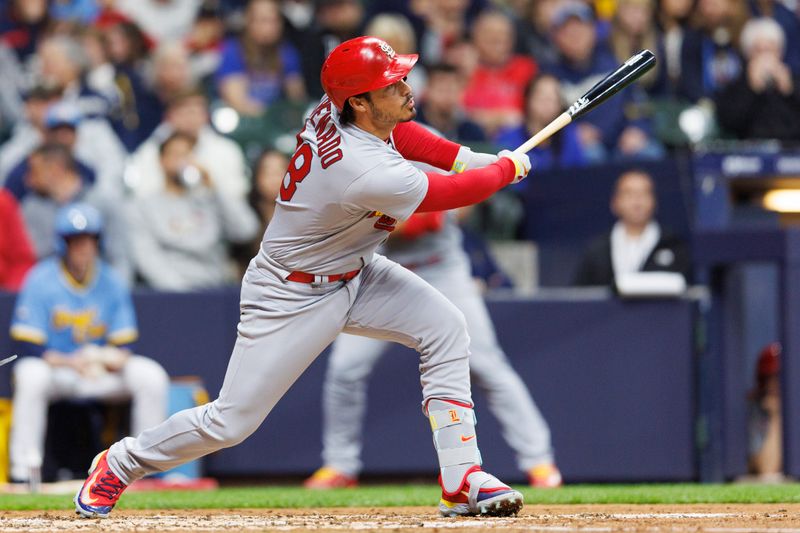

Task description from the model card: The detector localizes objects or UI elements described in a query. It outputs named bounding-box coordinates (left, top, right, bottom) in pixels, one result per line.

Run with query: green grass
left=2, top=483, right=800, bottom=511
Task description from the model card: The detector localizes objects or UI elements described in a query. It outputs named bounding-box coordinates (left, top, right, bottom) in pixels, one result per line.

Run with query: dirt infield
left=2, top=504, right=800, bottom=532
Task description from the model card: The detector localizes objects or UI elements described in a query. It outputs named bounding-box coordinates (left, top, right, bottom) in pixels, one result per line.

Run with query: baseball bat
left=514, top=49, right=657, bottom=155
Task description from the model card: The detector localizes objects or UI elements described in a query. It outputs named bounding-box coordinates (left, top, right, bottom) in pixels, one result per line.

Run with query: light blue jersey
left=10, top=258, right=138, bottom=353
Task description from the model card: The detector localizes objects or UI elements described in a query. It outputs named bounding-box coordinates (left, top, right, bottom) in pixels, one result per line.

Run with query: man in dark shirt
left=574, top=169, right=690, bottom=287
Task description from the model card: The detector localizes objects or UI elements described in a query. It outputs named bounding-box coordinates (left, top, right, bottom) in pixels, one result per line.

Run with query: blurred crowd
left=0, top=0, right=799, bottom=292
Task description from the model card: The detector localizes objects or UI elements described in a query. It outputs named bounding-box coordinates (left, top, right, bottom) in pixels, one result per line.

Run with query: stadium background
left=0, top=0, right=799, bottom=492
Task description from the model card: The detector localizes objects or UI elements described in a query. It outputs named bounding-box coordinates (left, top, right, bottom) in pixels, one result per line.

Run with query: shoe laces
left=92, top=470, right=125, bottom=500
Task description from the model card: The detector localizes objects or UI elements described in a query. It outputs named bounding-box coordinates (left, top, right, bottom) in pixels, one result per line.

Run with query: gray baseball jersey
left=320, top=214, right=554, bottom=477
left=103, top=98, right=484, bottom=489
left=262, top=99, right=428, bottom=274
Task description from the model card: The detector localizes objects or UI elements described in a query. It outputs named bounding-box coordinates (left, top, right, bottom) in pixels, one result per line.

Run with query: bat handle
left=513, top=112, right=573, bottom=155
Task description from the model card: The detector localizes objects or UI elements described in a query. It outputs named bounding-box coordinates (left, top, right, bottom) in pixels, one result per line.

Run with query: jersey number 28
left=280, top=143, right=313, bottom=202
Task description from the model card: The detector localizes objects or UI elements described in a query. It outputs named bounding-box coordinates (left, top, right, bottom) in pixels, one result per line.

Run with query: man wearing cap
left=0, top=84, right=62, bottom=184
left=1, top=98, right=126, bottom=200
left=76, top=36, right=532, bottom=519
left=8, top=202, right=168, bottom=484
left=545, top=0, right=662, bottom=161
left=17, top=143, right=132, bottom=283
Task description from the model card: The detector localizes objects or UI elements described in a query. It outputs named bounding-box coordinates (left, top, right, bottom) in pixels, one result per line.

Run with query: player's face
left=366, top=77, right=416, bottom=125
left=611, top=172, right=656, bottom=228
left=65, top=234, right=99, bottom=276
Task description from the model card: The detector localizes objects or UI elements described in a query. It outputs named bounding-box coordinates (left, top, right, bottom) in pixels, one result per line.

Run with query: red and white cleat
left=303, top=466, right=358, bottom=489
left=528, top=463, right=563, bottom=488
left=438, top=466, right=523, bottom=517
left=74, top=450, right=128, bottom=518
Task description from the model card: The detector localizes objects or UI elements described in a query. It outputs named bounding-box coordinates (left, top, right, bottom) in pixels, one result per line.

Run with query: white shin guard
left=427, top=399, right=482, bottom=493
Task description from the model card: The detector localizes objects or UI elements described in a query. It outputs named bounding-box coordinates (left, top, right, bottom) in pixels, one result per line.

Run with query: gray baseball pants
left=321, top=256, right=554, bottom=476
left=106, top=253, right=473, bottom=483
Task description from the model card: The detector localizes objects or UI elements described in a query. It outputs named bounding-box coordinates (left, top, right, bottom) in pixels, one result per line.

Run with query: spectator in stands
left=37, top=34, right=111, bottom=120
left=100, top=20, right=165, bottom=152
left=654, top=0, right=696, bottom=97
left=114, top=0, right=202, bottom=44
left=129, top=132, right=259, bottom=291
left=185, top=4, right=226, bottom=83
left=17, top=143, right=132, bottom=283
left=715, top=18, right=800, bottom=141
left=125, top=88, right=250, bottom=200
left=680, top=0, right=748, bottom=100
left=573, top=169, right=690, bottom=287
left=546, top=1, right=663, bottom=161
left=417, top=0, right=472, bottom=65
left=749, top=0, right=800, bottom=76
left=415, top=63, right=486, bottom=143
left=610, top=0, right=660, bottom=92
left=3, top=102, right=96, bottom=199
left=216, top=0, right=306, bottom=117
left=0, top=43, right=26, bottom=133
left=0, top=0, right=49, bottom=63
left=462, top=9, right=537, bottom=138
left=8, top=202, right=168, bottom=484
left=0, top=84, right=61, bottom=183
left=246, top=148, right=288, bottom=264
left=495, top=74, right=591, bottom=174
left=152, top=41, right=197, bottom=108
left=280, top=0, right=315, bottom=36
left=80, top=27, right=119, bottom=105
left=514, top=0, right=562, bottom=67
left=364, top=14, right=426, bottom=94
left=105, top=38, right=197, bottom=153
left=294, top=0, right=365, bottom=98
left=49, top=0, right=100, bottom=25
left=0, top=189, right=35, bottom=291
left=93, top=0, right=136, bottom=32
left=3, top=100, right=126, bottom=199
left=249, top=148, right=289, bottom=232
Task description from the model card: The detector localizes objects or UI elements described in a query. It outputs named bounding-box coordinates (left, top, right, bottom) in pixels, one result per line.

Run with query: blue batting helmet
left=54, top=203, right=103, bottom=254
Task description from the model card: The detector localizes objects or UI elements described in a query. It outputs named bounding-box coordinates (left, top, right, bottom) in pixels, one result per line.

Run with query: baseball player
left=75, top=37, right=533, bottom=518
left=9, top=203, right=169, bottom=483
left=305, top=209, right=562, bottom=489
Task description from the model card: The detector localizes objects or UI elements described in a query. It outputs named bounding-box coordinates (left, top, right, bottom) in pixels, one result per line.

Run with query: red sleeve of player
left=392, top=121, right=460, bottom=171
left=416, top=158, right=516, bottom=213
left=0, top=190, right=36, bottom=291
left=399, top=212, right=446, bottom=239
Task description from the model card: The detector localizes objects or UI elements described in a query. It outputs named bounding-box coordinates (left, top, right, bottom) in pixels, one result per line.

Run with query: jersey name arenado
left=261, top=97, right=429, bottom=274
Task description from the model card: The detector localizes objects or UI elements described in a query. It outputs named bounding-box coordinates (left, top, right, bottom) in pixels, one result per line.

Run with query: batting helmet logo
left=378, top=41, right=396, bottom=59
left=54, top=202, right=104, bottom=255
left=320, top=36, right=418, bottom=111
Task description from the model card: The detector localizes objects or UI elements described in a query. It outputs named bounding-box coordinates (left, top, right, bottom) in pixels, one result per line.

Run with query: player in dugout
left=9, top=203, right=169, bottom=485
left=75, top=37, right=533, bottom=519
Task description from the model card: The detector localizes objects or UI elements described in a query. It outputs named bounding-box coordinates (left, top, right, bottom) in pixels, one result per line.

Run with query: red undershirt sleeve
left=398, top=211, right=446, bottom=239
left=416, top=158, right=516, bottom=213
left=392, top=121, right=461, bottom=171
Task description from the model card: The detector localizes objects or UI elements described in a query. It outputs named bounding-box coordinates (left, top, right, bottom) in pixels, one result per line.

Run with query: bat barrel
left=567, top=49, right=656, bottom=120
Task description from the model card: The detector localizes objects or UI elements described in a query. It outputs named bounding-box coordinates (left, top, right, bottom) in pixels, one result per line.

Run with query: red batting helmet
left=321, top=36, right=418, bottom=111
